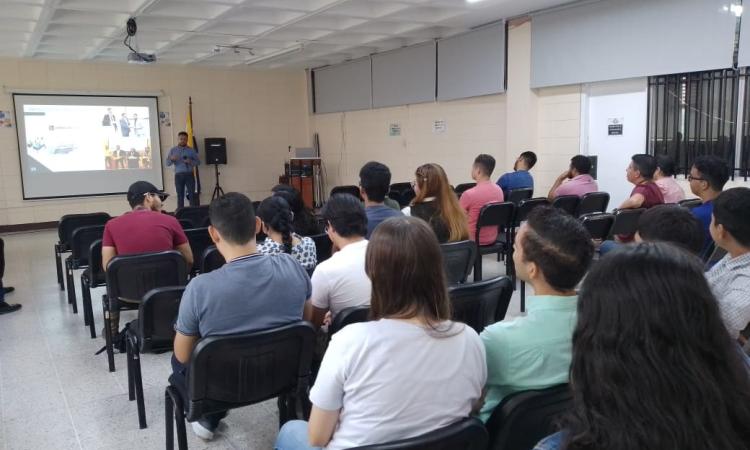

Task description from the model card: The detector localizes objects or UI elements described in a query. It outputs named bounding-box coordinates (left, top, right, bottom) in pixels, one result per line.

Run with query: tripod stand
left=211, top=163, right=225, bottom=200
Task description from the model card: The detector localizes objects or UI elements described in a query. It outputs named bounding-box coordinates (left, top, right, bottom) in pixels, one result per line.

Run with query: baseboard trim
left=0, top=221, right=58, bottom=233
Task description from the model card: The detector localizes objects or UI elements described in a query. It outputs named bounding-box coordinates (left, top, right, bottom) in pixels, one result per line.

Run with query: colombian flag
left=187, top=97, right=201, bottom=196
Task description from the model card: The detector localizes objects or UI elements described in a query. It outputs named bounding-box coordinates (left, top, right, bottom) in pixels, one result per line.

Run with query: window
left=647, top=69, right=748, bottom=180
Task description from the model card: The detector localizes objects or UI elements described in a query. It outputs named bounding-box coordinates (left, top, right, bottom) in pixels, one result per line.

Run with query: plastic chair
left=441, top=240, right=477, bottom=285
left=486, top=384, right=572, bottom=450
left=64, top=225, right=105, bottom=315
left=102, top=251, right=188, bottom=372
left=389, top=182, right=415, bottom=208
left=454, top=183, right=477, bottom=197
left=352, top=417, right=488, bottom=450
left=449, top=276, right=514, bottom=333
left=576, top=192, right=610, bottom=217
left=310, top=233, right=333, bottom=265
left=183, top=227, right=211, bottom=275
left=513, top=198, right=549, bottom=227
left=330, top=185, right=361, bottom=200
left=679, top=198, right=702, bottom=210
left=126, top=286, right=186, bottom=429
left=177, top=219, right=194, bottom=230
left=81, top=239, right=107, bottom=338
left=55, top=212, right=110, bottom=291
left=608, top=208, right=645, bottom=238
left=580, top=213, right=615, bottom=241
left=507, top=188, right=533, bottom=205
left=175, top=206, right=209, bottom=229
left=473, top=202, right=515, bottom=282
left=200, top=246, right=225, bottom=274
left=551, top=195, right=580, bottom=216
left=329, top=305, right=370, bottom=335
left=165, top=322, right=316, bottom=450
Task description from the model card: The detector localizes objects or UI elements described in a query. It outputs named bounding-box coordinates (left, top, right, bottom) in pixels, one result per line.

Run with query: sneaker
left=3, top=287, right=14, bottom=295
left=0, top=302, right=21, bottom=315
left=191, top=420, right=215, bottom=441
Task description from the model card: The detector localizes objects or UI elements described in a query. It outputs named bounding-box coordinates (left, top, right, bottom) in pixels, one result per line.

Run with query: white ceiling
left=0, top=0, right=578, bottom=69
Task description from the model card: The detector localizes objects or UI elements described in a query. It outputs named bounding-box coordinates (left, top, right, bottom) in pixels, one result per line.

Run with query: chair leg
left=55, top=245, right=64, bottom=291
left=130, top=334, right=148, bottom=429
left=126, top=337, right=135, bottom=401
left=473, top=249, right=483, bottom=282
left=65, top=259, right=73, bottom=305
left=165, top=390, right=175, bottom=450
left=520, top=281, right=526, bottom=313
left=81, top=275, right=91, bottom=327
left=102, top=295, right=115, bottom=372
left=83, top=280, right=96, bottom=338
left=66, top=262, right=78, bottom=314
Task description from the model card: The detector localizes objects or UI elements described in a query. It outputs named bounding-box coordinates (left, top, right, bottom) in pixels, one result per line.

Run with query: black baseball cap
left=127, top=181, right=168, bottom=203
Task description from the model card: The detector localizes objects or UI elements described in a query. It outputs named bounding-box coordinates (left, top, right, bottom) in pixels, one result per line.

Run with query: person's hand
left=323, top=311, right=333, bottom=327
left=558, top=170, right=572, bottom=180
left=170, top=155, right=178, bottom=161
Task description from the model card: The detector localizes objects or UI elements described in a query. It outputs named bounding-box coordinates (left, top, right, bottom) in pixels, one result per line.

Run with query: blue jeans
left=275, top=420, right=321, bottom=450
left=175, top=172, right=196, bottom=209
left=534, top=431, right=564, bottom=450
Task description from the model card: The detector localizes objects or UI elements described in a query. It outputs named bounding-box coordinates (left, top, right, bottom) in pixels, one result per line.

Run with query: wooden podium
left=284, top=158, right=321, bottom=209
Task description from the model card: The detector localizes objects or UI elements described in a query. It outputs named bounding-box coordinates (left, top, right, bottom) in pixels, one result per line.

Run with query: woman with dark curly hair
left=535, top=242, right=750, bottom=450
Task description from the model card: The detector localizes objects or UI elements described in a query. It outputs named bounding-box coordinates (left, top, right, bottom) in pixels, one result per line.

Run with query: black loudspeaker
left=204, top=138, right=227, bottom=164
left=587, top=155, right=598, bottom=180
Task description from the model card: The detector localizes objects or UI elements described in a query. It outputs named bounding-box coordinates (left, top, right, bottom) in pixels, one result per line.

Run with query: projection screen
left=13, top=94, right=163, bottom=199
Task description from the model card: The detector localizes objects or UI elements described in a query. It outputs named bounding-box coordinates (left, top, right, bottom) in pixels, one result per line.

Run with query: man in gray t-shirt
left=172, top=192, right=311, bottom=441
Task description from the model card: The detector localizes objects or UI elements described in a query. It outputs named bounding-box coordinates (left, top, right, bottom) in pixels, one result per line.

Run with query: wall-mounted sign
left=608, top=117, right=623, bottom=136
left=433, top=120, right=446, bottom=134
left=389, top=123, right=401, bottom=137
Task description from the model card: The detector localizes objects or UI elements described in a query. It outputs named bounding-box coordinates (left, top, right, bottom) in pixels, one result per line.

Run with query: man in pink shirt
left=460, top=154, right=505, bottom=245
left=547, top=155, right=599, bottom=200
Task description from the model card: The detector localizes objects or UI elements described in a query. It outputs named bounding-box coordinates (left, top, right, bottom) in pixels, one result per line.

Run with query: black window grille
left=647, top=69, right=745, bottom=179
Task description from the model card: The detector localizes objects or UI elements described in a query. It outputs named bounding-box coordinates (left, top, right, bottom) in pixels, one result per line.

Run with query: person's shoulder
left=481, top=315, right=529, bottom=342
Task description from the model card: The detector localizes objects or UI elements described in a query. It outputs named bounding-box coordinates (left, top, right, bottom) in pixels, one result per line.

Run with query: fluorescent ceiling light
left=246, top=45, right=303, bottom=66
left=466, top=0, right=487, bottom=3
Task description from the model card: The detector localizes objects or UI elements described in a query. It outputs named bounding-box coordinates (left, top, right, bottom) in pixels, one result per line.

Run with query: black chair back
left=609, top=208, right=645, bottom=236
left=580, top=213, right=615, bottom=240
left=576, top=192, right=609, bottom=216
left=178, top=219, right=194, bottom=230
left=105, top=251, right=188, bottom=303
left=70, top=225, right=105, bottom=267
left=184, top=227, right=212, bottom=273
left=678, top=198, right=702, bottom=210
left=486, top=384, right=572, bottom=450
left=389, top=182, right=416, bottom=208
left=88, top=239, right=106, bottom=284
left=185, top=321, right=315, bottom=421
left=175, top=206, right=209, bottom=228
left=329, top=305, right=370, bottom=335
left=199, top=216, right=211, bottom=228
left=330, top=185, right=361, bottom=200
left=441, top=240, right=477, bottom=284
left=201, top=246, right=226, bottom=273
left=476, top=202, right=515, bottom=239
left=310, top=233, right=333, bottom=263
left=138, top=286, right=186, bottom=353
left=449, top=277, right=514, bottom=333
left=353, top=417, right=488, bottom=450
left=454, top=183, right=477, bottom=196
left=507, top=188, right=533, bottom=205
left=58, top=212, right=110, bottom=246
left=551, top=195, right=580, bottom=216
left=514, top=198, right=549, bottom=225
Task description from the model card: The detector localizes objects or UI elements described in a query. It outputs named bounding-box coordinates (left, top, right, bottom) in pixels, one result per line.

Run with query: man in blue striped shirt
left=496, top=151, right=537, bottom=198
left=165, top=131, right=200, bottom=209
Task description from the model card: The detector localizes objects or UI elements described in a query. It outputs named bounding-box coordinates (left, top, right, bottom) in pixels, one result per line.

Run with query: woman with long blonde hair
left=403, top=163, right=469, bottom=242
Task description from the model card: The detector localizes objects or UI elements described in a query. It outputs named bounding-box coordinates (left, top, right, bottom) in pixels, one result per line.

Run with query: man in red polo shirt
left=102, top=181, right=193, bottom=335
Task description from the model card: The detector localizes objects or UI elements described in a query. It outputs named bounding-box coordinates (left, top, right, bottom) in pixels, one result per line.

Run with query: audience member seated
left=534, top=243, right=750, bottom=450
left=689, top=155, right=729, bottom=258
left=460, top=154, right=504, bottom=245
left=305, top=194, right=371, bottom=328
left=0, top=238, right=19, bottom=315
left=496, top=150, right=537, bottom=198
left=634, top=205, right=704, bottom=255
left=256, top=196, right=317, bottom=272
left=653, top=154, right=685, bottom=203
left=101, top=181, right=193, bottom=335
left=546, top=155, right=598, bottom=200
left=359, top=161, right=402, bottom=238
left=479, top=206, right=594, bottom=422
left=275, top=216, right=486, bottom=450
left=172, top=193, right=311, bottom=440
left=272, top=184, right=322, bottom=236
left=403, top=163, right=469, bottom=243
left=706, top=187, right=750, bottom=341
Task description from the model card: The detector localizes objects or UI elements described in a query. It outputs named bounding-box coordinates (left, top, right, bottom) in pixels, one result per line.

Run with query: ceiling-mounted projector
left=127, top=52, right=156, bottom=64
left=124, top=17, right=156, bottom=64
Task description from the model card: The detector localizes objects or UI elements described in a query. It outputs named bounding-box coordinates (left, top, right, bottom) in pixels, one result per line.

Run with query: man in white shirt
left=706, top=187, right=750, bottom=341
left=305, top=194, right=371, bottom=328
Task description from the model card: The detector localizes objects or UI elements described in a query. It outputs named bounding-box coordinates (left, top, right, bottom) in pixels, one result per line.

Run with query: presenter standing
left=166, top=131, right=200, bottom=209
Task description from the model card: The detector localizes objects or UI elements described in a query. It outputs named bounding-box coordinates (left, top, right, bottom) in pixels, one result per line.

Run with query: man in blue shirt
left=496, top=151, right=537, bottom=198
left=688, top=155, right=729, bottom=260
left=165, top=131, right=200, bottom=209
left=359, top=161, right=402, bottom=238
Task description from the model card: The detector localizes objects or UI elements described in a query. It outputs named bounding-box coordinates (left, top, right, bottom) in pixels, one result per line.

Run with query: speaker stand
left=211, top=163, right=225, bottom=200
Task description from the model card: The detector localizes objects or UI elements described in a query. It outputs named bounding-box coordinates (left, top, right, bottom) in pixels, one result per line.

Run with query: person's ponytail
left=257, top=196, right=295, bottom=254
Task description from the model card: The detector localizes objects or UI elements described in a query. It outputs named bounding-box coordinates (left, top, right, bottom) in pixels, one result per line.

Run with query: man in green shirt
left=478, top=206, right=594, bottom=422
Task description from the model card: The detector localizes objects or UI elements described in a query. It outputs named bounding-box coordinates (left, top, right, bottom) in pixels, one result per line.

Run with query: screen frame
left=12, top=93, right=164, bottom=200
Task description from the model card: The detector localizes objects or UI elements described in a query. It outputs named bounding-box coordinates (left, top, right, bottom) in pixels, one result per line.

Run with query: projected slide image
left=23, top=104, right=153, bottom=174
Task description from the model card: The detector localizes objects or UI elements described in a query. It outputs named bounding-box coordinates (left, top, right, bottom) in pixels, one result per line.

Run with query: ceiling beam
left=23, top=0, right=61, bottom=57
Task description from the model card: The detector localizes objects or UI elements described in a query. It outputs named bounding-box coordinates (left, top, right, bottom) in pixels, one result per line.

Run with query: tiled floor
left=0, top=230, right=520, bottom=450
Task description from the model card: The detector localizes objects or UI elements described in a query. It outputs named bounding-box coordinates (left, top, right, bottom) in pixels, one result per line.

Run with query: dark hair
left=520, top=151, right=537, bottom=169
left=177, top=131, right=188, bottom=138
left=713, top=187, right=750, bottom=247
left=208, top=192, right=256, bottom=245
left=359, top=161, right=391, bottom=203
left=631, top=154, right=657, bottom=179
left=256, top=196, right=294, bottom=253
left=520, top=206, right=594, bottom=290
left=474, top=154, right=496, bottom=177
left=272, top=184, right=321, bottom=236
left=562, top=243, right=750, bottom=450
left=321, top=194, right=367, bottom=238
left=655, top=154, right=676, bottom=177
left=637, top=205, right=704, bottom=255
left=569, top=155, right=591, bottom=175
left=692, top=155, right=730, bottom=191
left=366, top=216, right=452, bottom=327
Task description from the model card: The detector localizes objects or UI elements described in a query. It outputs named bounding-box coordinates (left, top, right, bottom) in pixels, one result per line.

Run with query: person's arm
left=718, top=289, right=750, bottom=341
left=308, top=406, right=340, bottom=447
left=191, top=149, right=200, bottom=166
left=459, top=190, right=471, bottom=212
left=165, top=148, right=175, bottom=166
left=547, top=170, right=571, bottom=201
left=307, top=266, right=332, bottom=328
left=304, top=301, right=329, bottom=328
left=173, top=284, right=201, bottom=363
left=173, top=331, right=199, bottom=364
left=102, top=246, right=117, bottom=272
left=175, top=242, right=194, bottom=270
left=618, top=193, right=645, bottom=209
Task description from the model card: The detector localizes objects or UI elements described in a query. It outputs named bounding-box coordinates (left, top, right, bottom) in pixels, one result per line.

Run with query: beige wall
left=0, top=58, right=309, bottom=225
